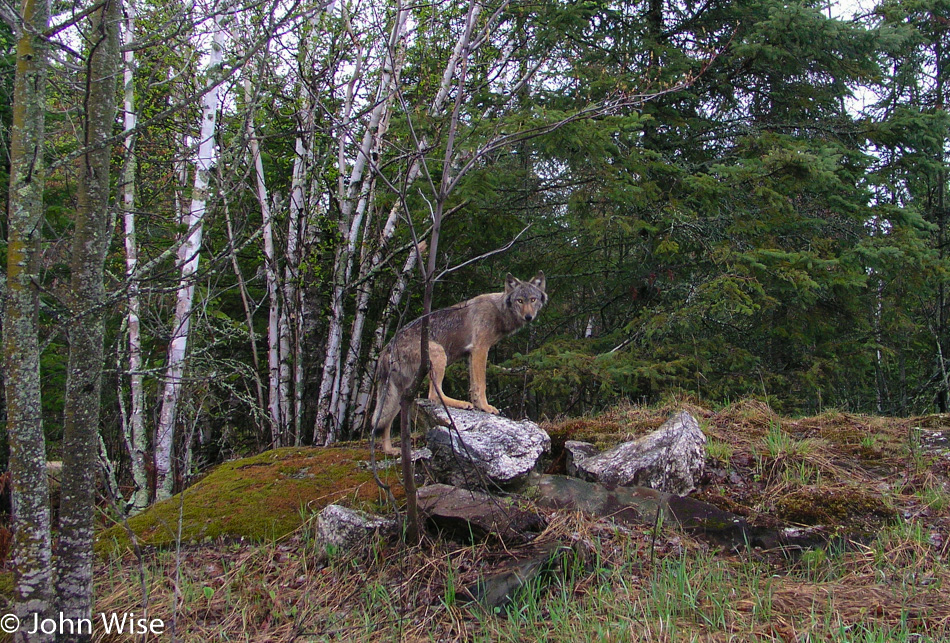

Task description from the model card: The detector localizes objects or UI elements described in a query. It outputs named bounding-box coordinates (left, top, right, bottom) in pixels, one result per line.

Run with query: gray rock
left=417, top=484, right=545, bottom=545
left=417, top=399, right=550, bottom=491
left=570, top=410, right=706, bottom=495
left=564, top=441, right=598, bottom=477
left=314, top=504, right=396, bottom=556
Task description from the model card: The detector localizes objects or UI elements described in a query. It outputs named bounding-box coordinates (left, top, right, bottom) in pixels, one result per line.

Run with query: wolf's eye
left=530, top=297, right=536, bottom=303
left=516, top=298, right=524, bottom=304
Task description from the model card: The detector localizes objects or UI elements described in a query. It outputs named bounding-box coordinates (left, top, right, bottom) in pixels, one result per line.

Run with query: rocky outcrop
left=564, top=441, right=598, bottom=477
left=568, top=411, right=706, bottom=495
left=417, top=400, right=551, bottom=491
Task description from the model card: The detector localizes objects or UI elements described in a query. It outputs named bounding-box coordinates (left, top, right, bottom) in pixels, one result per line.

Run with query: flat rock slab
left=418, top=399, right=551, bottom=491
left=417, top=484, right=546, bottom=545
left=528, top=474, right=821, bottom=551
left=570, top=410, right=706, bottom=495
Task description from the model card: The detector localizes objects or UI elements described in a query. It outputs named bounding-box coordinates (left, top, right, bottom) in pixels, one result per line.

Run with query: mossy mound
left=774, top=486, right=896, bottom=529
left=96, top=445, right=402, bottom=556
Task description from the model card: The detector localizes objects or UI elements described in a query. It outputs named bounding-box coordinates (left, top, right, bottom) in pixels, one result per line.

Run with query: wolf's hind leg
left=372, top=381, right=402, bottom=455
left=427, top=342, right=474, bottom=410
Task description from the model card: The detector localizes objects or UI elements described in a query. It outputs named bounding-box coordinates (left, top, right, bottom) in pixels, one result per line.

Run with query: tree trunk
left=314, top=4, right=409, bottom=444
left=245, top=73, right=285, bottom=445
left=155, top=15, right=225, bottom=500
left=119, top=0, right=150, bottom=516
left=285, top=127, right=309, bottom=444
left=55, top=0, right=121, bottom=627
left=3, top=0, right=53, bottom=635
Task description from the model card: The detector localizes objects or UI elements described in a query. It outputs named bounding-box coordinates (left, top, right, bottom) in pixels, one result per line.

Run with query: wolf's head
left=504, top=271, right=547, bottom=323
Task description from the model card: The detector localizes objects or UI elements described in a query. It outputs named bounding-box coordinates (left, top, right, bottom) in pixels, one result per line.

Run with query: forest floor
left=22, top=399, right=950, bottom=641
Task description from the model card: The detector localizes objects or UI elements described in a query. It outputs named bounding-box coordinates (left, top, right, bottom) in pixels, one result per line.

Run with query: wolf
left=371, top=271, right=547, bottom=455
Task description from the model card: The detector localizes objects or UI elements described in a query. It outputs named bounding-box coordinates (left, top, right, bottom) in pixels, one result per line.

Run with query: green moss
left=0, top=571, right=12, bottom=600
left=96, top=445, right=403, bottom=556
left=775, top=486, right=896, bottom=529
left=545, top=417, right=624, bottom=446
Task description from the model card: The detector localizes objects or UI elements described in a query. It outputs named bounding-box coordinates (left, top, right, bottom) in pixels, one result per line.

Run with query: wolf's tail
left=370, top=350, right=401, bottom=438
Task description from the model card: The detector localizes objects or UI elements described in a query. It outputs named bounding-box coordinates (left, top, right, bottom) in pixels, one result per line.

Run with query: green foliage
left=17, top=0, right=950, bottom=481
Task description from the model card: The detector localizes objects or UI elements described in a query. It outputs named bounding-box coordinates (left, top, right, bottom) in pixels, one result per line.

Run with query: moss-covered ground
left=95, top=445, right=404, bottom=556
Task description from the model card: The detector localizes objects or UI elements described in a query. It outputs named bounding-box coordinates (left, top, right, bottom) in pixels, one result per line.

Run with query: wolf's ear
left=531, top=270, right=546, bottom=291
left=505, top=273, right=519, bottom=293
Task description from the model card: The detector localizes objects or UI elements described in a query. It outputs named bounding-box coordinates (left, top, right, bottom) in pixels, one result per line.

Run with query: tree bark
left=55, top=0, right=122, bottom=628
left=119, top=0, right=150, bottom=516
left=285, top=126, right=309, bottom=444
left=3, top=0, right=53, bottom=635
left=155, top=12, right=225, bottom=500
left=244, top=72, right=285, bottom=445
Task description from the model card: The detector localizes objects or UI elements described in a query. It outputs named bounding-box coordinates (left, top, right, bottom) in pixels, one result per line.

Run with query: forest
left=3, top=0, right=950, bottom=501
left=2, top=0, right=950, bottom=634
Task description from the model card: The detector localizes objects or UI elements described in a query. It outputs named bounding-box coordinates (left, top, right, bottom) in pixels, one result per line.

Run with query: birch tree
left=314, top=1, right=410, bottom=444
left=155, top=3, right=227, bottom=500
left=118, top=0, right=150, bottom=515
left=3, top=0, right=53, bottom=632
left=244, top=68, right=285, bottom=445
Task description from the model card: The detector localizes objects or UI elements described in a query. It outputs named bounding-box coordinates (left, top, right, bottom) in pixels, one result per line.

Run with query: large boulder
left=569, top=410, right=706, bottom=495
left=417, top=400, right=550, bottom=491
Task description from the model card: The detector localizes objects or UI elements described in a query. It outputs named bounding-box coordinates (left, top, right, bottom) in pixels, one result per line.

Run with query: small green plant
left=763, top=421, right=793, bottom=458
left=917, top=485, right=949, bottom=512
left=782, top=459, right=822, bottom=486
left=442, top=555, right=457, bottom=607
left=762, top=421, right=822, bottom=461
left=706, top=439, right=735, bottom=462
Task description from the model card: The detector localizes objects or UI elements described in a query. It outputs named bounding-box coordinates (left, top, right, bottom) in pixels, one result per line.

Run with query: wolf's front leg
left=429, top=342, right=474, bottom=409
left=469, top=346, right=500, bottom=414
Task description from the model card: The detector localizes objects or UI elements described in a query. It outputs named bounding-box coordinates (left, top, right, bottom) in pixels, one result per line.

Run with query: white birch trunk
left=245, top=73, right=284, bottom=445
left=154, top=15, right=225, bottom=500
left=283, top=116, right=309, bottom=444
left=314, top=4, right=409, bottom=444
left=120, top=0, right=150, bottom=515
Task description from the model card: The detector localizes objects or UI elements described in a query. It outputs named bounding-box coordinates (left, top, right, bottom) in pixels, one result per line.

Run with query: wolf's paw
left=476, top=402, right=500, bottom=414
left=379, top=441, right=401, bottom=457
